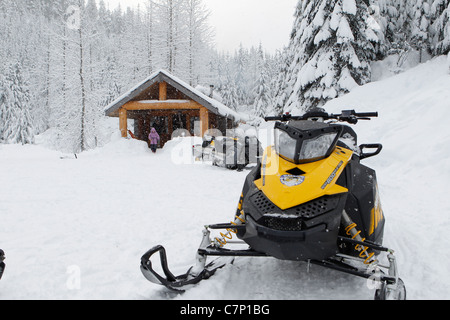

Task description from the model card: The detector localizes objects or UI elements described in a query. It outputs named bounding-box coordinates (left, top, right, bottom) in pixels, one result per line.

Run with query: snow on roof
left=104, top=69, right=241, bottom=121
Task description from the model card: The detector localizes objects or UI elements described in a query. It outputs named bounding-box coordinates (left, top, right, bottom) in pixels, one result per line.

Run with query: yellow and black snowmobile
left=0, top=249, right=5, bottom=281
left=140, top=110, right=406, bottom=300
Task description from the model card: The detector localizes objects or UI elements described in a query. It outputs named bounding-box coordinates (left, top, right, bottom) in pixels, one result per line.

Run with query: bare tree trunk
left=168, top=0, right=174, bottom=73
left=62, top=24, right=67, bottom=108
left=147, top=0, right=154, bottom=74
left=79, top=26, right=87, bottom=152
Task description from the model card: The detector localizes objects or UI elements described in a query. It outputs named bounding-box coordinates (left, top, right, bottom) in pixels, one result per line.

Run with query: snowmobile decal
left=369, top=185, right=384, bottom=236
left=321, top=160, right=344, bottom=190
left=280, top=174, right=305, bottom=187
left=237, top=193, right=244, bottom=211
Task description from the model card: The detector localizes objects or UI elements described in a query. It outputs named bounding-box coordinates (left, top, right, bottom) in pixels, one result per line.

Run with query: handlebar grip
left=355, top=112, right=378, bottom=118
left=264, top=116, right=282, bottom=121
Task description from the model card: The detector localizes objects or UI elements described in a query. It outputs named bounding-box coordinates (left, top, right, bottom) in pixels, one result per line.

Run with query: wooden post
left=159, top=81, right=167, bottom=101
left=119, top=108, right=128, bottom=138
left=168, top=113, right=173, bottom=139
left=200, top=107, right=209, bottom=137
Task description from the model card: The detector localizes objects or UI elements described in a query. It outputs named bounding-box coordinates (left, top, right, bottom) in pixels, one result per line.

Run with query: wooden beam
left=159, top=81, right=167, bottom=101
left=122, top=100, right=203, bottom=111
left=119, top=108, right=128, bottom=138
left=200, top=107, right=209, bottom=137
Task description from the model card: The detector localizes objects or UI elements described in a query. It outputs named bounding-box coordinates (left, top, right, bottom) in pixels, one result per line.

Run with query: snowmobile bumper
left=0, top=249, right=5, bottom=280
left=241, top=215, right=340, bottom=261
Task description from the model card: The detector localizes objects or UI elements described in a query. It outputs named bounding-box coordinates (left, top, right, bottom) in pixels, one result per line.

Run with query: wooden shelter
left=104, top=70, right=240, bottom=148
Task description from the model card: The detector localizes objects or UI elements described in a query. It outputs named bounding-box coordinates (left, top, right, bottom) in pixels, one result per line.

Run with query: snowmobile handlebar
left=265, top=110, right=378, bottom=124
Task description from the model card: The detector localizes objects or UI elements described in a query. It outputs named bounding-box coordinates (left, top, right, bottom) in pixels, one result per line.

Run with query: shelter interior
left=108, top=78, right=234, bottom=148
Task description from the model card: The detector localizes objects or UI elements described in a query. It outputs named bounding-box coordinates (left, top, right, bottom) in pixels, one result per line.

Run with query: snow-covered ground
left=1, top=56, right=449, bottom=300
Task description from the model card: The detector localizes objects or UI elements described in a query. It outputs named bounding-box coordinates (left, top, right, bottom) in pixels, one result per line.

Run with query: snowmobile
left=0, top=249, right=5, bottom=281
left=211, top=134, right=263, bottom=171
left=193, top=131, right=263, bottom=171
left=141, top=110, right=406, bottom=300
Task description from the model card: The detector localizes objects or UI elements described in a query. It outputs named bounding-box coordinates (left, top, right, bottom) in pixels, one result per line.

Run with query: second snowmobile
left=141, top=110, right=406, bottom=300
left=193, top=131, right=263, bottom=171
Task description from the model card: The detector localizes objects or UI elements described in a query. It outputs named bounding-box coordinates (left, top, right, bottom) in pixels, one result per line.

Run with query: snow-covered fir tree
left=408, top=0, right=433, bottom=60
left=282, top=0, right=383, bottom=113
left=0, top=62, right=34, bottom=145
left=272, top=48, right=291, bottom=116
left=252, top=46, right=273, bottom=122
left=431, top=0, right=450, bottom=55
left=212, top=45, right=277, bottom=114
left=389, top=0, right=434, bottom=62
left=234, top=45, right=251, bottom=107
left=218, top=75, right=240, bottom=111
left=378, top=0, right=411, bottom=54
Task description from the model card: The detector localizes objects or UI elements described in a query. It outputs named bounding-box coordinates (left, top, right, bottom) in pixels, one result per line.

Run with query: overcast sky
left=104, top=0, right=298, bottom=54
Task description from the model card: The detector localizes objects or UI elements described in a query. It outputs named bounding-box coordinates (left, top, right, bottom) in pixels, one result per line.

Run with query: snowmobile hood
left=254, top=146, right=353, bottom=210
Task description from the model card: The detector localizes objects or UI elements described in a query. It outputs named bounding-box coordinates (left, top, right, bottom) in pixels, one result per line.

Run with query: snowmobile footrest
left=310, top=259, right=396, bottom=284
left=337, top=236, right=389, bottom=252
left=207, top=223, right=246, bottom=231
left=199, top=246, right=268, bottom=257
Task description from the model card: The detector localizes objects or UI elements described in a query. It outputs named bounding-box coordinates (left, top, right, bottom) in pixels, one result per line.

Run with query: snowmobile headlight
left=274, top=122, right=342, bottom=164
left=299, top=133, right=339, bottom=161
left=274, top=129, right=298, bottom=162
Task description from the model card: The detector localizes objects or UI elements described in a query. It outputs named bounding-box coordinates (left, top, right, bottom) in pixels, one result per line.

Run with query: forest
left=0, top=0, right=449, bottom=153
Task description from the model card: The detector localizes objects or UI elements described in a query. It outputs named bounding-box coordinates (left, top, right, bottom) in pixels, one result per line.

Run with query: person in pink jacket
left=148, top=127, right=160, bottom=153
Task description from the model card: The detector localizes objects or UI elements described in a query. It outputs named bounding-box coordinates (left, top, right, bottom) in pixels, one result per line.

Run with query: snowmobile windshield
left=274, top=122, right=343, bottom=164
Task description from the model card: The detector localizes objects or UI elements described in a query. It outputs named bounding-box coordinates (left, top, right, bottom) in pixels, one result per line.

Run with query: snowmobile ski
left=140, top=247, right=233, bottom=292
left=140, top=228, right=235, bottom=292
left=0, top=249, right=5, bottom=280
left=140, top=246, right=224, bottom=292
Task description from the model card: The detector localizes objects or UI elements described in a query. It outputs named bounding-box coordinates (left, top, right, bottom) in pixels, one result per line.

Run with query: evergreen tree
left=0, top=62, right=34, bottom=145
left=252, top=46, right=273, bottom=121
left=234, top=45, right=251, bottom=107
left=408, top=0, right=433, bottom=60
left=379, top=0, right=410, bottom=53
left=431, top=0, right=450, bottom=55
left=219, top=76, right=239, bottom=111
left=283, top=0, right=382, bottom=113
left=272, top=47, right=292, bottom=116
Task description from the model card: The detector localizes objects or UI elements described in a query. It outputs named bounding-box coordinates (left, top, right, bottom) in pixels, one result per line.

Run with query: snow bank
left=370, top=50, right=430, bottom=81
left=86, top=132, right=152, bottom=157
